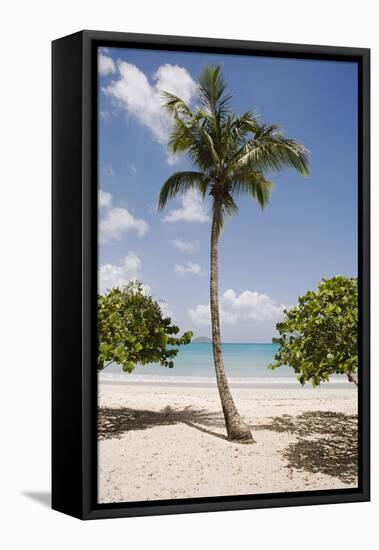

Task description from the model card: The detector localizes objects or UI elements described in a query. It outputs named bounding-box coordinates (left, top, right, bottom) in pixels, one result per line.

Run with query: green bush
left=97, top=281, right=192, bottom=372
left=269, top=276, right=358, bottom=386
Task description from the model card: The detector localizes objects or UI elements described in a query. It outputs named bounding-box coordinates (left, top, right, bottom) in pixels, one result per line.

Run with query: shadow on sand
left=98, top=405, right=227, bottom=441
left=98, top=407, right=358, bottom=483
left=251, top=411, right=358, bottom=484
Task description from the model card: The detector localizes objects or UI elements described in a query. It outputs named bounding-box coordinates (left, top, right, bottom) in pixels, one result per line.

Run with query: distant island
left=192, top=336, right=212, bottom=343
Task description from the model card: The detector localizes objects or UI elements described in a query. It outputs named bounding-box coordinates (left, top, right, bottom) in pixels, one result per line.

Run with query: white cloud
left=174, top=261, right=202, bottom=276
left=172, top=238, right=200, bottom=253
left=98, top=53, right=116, bottom=76
left=158, top=300, right=173, bottom=319
left=98, top=256, right=174, bottom=319
left=99, top=253, right=141, bottom=294
left=100, top=110, right=110, bottom=121
left=98, top=189, right=148, bottom=243
left=100, top=207, right=148, bottom=243
left=166, top=153, right=180, bottom=166
left=129, top=163, right=137, bottom=174
left=189, top=289, right=287, bottom=326
left=103, top=61, right=197, bottom=160
left=103, top=164, right=115, bottom=177
left=189, top=303, right=211, bottom=326
left=164, top=190, right=210, bottom=224
left=98, top=190, right=112, bottom=209
left=154, top=64, right=197, bottom=105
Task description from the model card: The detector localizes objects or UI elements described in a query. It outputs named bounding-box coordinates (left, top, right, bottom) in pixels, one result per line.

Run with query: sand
left=98, top=382, right=358, bottom=503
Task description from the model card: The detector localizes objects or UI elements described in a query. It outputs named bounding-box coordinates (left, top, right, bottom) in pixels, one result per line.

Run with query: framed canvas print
left=52, top=30, right=370, bottom=520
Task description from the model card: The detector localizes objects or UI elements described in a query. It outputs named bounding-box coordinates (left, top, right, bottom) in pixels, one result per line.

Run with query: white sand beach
left=98, top=381, right=358, bottom=503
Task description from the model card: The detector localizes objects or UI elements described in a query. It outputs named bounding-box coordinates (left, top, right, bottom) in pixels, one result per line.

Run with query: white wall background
left=0, top=1, right=376, bottom=548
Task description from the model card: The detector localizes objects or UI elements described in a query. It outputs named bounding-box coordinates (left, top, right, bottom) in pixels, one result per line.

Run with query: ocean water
left=99, top=343, right=347, bottom=387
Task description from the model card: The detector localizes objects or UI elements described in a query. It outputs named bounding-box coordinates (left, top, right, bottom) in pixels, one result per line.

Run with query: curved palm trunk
left=210, top=211, right=255, bottom=443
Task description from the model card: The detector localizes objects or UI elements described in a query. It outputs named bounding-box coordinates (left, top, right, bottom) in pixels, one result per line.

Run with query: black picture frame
left=52, top=30, right=370, bottom=520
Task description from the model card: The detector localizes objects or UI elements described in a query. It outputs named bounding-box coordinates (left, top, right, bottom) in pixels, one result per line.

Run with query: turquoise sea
left=137, top=343, right=288, bottom=377
left=100, top=343, right=348, bottom=387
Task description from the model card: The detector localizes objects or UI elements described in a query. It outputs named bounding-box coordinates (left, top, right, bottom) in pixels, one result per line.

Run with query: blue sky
left=98, top=47, right=358, bottom=343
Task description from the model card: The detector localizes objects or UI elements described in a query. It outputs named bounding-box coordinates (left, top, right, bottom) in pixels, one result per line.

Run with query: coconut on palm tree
left=158, top=65, right=309, bottom=442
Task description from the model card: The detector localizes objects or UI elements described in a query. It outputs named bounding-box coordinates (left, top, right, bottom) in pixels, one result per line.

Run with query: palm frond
left=161, top=91, right=194, bottom=120
left=158, top=64, right=310, bottom=226
left=230, top=170, right=273, bottom=209
left=158, top=171, right=210, bottom=210
left=235, top=131, right=310, bottom=176
left=233, top=112, right=261, bottom=136
left=222, top=193, right=238, bottom=216
left=197, top=65, right=233, bottom=159
left=198, top=65, right=231, bottom=117
left=222, top=112, right=260, bottom=161
left=168, top=116, right=194, bottom=153
left=211, top=192, right=239, bottom=238
left=168, top=113, right=220, bottom=170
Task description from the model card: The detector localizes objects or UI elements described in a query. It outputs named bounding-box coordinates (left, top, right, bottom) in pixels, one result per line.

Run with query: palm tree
left=158, top=65, right=309, bottom=442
